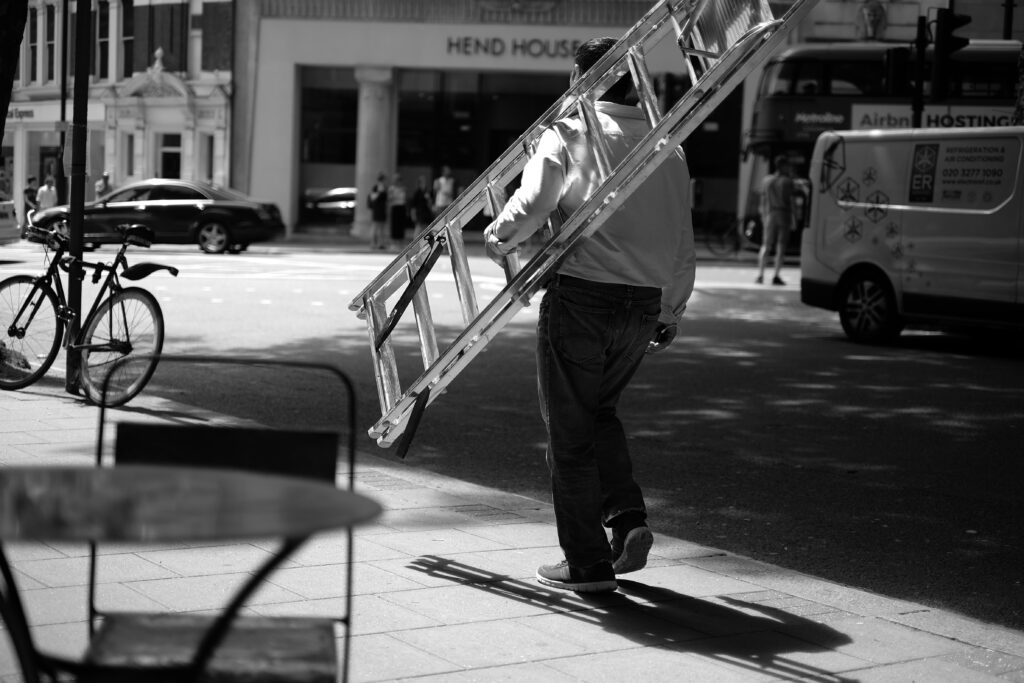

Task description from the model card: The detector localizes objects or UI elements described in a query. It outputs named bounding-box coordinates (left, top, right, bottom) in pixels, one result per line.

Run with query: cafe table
left=0, top=464, right=382, bottom=682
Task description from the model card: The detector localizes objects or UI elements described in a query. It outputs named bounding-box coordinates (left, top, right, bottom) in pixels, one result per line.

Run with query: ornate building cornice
left=258, top=0, right=654, bottom=26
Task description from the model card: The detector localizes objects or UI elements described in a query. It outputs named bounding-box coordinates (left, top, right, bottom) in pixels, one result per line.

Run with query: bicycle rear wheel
left=78, top=287, right=164, bottom=407
left=706, top=218, right=741, bottom=257
left=0, top=275, right=63, bottom=390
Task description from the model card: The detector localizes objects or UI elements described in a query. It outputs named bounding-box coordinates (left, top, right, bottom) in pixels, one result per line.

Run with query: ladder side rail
left=368, top=8, right=808, bottom=444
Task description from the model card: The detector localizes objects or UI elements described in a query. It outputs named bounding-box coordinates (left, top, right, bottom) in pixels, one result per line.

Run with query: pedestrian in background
left=36, top=177, right=58, bottom=210
left=387, top=173, right=409, bottom=249
left=95, top=170, right=114, bottom=198
left=432, top=165, right=455, bottom=216
left=23, top=176, right=38, bottom=220
left=368, top=173, right=389, bottom=250
left=756, top=154, right=795, bottom=286
left=484, top=37, right=696, bottom=594
left=410, top=175, right=433, bottom=235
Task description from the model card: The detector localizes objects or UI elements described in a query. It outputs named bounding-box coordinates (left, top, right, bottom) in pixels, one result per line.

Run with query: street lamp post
left=64, top=0, right=90, bottom=395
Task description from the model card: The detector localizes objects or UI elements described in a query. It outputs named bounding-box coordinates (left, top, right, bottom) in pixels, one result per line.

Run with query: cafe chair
left=85, top=355, right=363, bottom=683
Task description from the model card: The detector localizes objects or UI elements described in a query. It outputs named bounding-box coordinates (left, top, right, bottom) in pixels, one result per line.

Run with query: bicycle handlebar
left=28, top=222, right=153, bottom=250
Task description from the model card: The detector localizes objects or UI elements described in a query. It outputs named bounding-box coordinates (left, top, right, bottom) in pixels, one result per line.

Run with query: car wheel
left=838, top=271, right=903, bottom=343
left=197, top=222, right=231, bottom=254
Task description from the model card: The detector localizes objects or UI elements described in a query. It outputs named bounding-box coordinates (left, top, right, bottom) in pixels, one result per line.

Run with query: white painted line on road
left=211, top=298, right=223, bottom=303
left=260, top=299, right=273, bottom=305
left=310, top=301, right=324, bottom=306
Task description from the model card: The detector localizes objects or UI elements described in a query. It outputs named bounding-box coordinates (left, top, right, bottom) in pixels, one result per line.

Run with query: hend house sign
left=447, top=36, right=584, bottom=59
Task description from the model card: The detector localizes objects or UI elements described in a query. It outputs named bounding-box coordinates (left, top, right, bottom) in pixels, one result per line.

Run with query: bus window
left=952, top=62, right=1016, bottom=98
left=759, top=61, right=795, bottom=96
left=794, top=61, right=823, bottom=96
left=827, top=60, right=885, bottom=96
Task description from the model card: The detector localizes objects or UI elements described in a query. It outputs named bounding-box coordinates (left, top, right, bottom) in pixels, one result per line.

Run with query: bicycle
left=704, top=213, right=744, bottom=257
left=0, top=223, right=178, bottom=406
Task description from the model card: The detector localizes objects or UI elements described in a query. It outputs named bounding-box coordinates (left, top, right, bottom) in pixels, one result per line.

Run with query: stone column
left=353, top=66, right=394, bottom=239
left=108, top=0, right=121, bottom=82
left=12, top=127, right=29, bottom=227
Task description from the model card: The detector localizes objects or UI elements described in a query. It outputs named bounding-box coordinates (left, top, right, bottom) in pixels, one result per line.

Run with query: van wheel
left=839, top=272, right=903, bottom=343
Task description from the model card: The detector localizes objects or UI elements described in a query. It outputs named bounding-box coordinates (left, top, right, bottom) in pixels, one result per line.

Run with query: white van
left=800, top=126, right=1024, bottom=343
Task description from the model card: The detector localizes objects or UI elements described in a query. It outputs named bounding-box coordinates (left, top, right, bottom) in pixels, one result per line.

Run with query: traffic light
left=931, top=8, right=971, bottom=101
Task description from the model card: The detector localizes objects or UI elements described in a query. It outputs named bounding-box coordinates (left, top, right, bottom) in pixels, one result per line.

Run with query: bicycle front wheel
left=706, top=219, right=741, bottom=257
left=0, top=275, right=63, bottom=390
left=78, top=287, right=164, bottom=407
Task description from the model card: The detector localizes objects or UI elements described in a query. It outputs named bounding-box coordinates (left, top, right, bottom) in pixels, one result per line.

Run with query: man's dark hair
left=574, top=37, right=632, bottom=103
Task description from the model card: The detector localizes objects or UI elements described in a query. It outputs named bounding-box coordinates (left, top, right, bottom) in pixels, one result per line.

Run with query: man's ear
left=569, top=63, right=581, bottom=86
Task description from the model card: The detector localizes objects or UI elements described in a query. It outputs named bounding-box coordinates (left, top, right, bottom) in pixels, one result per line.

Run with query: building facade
left=3, top=0, right=234, bottom=226
left=6, top=0, right=1022, bottom=234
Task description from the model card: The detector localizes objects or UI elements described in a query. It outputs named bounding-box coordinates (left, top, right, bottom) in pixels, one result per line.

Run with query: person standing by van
left=756, top=155, right=795, bottom=286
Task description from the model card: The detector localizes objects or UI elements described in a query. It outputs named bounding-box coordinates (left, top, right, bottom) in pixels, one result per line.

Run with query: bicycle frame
left=8, top=228, right=176, bottom=355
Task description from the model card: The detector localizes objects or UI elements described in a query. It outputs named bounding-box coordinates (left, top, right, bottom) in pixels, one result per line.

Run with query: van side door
left=900, top=136, right=1021, bottom=324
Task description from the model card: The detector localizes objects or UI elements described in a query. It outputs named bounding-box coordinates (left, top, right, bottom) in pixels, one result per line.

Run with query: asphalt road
left=2, top=241, right=1020, bottom=629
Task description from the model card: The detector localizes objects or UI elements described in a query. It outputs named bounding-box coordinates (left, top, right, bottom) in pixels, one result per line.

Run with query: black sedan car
left=26, top=178, right=285, bottom=253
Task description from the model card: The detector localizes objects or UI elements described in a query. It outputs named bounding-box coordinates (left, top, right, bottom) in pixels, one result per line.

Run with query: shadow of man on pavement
left=408, top=556, right=855, bottom=682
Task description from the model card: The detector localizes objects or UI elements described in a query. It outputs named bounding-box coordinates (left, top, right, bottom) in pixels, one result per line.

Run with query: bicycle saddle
left=118, top=223, right=155, bottom=247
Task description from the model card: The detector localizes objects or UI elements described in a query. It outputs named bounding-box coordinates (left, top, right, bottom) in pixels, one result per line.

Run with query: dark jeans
left=537, top=275, right=662, bottom=568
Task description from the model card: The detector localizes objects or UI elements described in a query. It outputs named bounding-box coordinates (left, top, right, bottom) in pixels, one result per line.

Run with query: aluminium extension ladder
left=350, top=0, right=819, bottom=452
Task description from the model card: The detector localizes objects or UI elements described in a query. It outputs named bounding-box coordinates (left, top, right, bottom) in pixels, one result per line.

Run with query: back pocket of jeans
left=555, top=298, right=612, bottom=365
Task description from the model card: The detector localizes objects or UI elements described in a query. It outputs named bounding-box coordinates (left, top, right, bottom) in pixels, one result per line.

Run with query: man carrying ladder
left=484, top=37, right=696, bottom=593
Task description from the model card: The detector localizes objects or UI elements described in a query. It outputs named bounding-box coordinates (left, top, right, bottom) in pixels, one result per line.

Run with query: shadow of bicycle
left=407, top=555, right=856, bottom=682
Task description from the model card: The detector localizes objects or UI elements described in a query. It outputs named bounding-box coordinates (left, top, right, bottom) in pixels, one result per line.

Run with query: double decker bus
left=739, top=39, right=1021, bottom=248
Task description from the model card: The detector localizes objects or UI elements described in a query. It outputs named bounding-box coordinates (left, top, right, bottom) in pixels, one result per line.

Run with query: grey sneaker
left=536, top=560, right=617, bottom=593
left=611, top=526, right=653, bottom=574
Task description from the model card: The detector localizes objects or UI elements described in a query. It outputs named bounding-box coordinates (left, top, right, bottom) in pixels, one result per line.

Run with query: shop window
left=158, top=133, right=181, bottom=179
left=122, top=132, right=135, bottom=178
left=199, top=133, right=214, bottom=183
left=397, top=70, right=442, bottom=168
left=122, top=0, right=134, bottom=77
left=96, top=0, right=110, bottom=80
left=300, top=67, right=358, bottom=164
left=45, top=5, right=56, bottom=82
left=28, top=8, right=39, bottom=83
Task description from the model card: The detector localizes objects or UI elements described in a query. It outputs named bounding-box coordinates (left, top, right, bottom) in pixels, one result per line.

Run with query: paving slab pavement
left=1, top=382, right=1023, bottom=682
